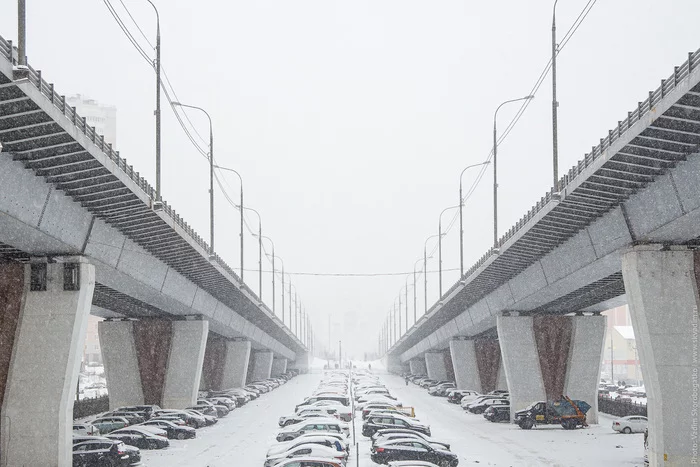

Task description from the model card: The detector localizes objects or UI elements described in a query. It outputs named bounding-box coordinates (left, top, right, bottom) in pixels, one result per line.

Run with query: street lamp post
left=423, top=234, right=443, bottom=314
left=259, top=235, right=276, bottom=315
left=243, top=207, right=263, bottom=297
left=214, top=165, right=244, bottom=280
left=493, top=95, right=534, bottom=248
left=404, top=280, right=409, bottom=334
left=552, top=0, right=560, bottom=190
left=459, top=161, right=490, bottom=276
left=289, top=283, right=296, bottom=334
left=438, top=205, right=460, bottom=297
left=145, top=0, right=162, bottom=206
left=171, top=102, right=214, bottom=256
left=412, top=258, right=423, bottom=324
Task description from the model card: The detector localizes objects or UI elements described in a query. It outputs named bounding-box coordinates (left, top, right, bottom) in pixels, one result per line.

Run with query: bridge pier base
left=221, top=340, right=251, bottom=388
left=424, top=351, right=449, bottom=381
left=248, top=350, right=274, bottom=382
left=449, top=338, right=505, bottom=392
left=271, top=357, right=288, bottom=377
left=99, top=319, right=208, bottom=410
left=0, top=259, right=94, bottom=467
left=498, top=313, right=605, bottom=423
left=409, top=358, right=427, bottom=376
left=622, top=246, right=700, bottom=467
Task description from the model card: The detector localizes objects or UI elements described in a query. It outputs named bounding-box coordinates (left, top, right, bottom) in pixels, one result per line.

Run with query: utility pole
left=552, top=0, right=560, bottom=190
left=145, top=1, right=162, bottom=206
left=17, top=0, right=26, bottom=65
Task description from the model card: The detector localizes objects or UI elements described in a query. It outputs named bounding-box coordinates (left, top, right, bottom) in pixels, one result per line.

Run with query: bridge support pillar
left=100, top=319, right=208, bottom=410
left=424, top=351, right=449, bottom=381
left=271, top=357, right=288, bottom=377
left=248, top=350, right=274, bottom=382
left=450, top=338, right=505, bottom=392
left=221, top=340, right=251, bottom=388
left=498, top=313, right=605, bottom=423
left=409, top=358, right=427, bottom=376
left=622, top=246, right=700, bottom=467
left=0, top=259, right=94, bottom=467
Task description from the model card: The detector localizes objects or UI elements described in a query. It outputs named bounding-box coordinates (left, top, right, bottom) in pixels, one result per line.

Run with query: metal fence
left=598, top=395, right=647, bottom=418
left=73, top=396, right=109, bottom=420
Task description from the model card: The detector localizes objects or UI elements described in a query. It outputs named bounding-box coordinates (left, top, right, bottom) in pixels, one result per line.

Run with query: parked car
left=483, top=405, right=510, bottom=422
left=276, top=420, right=347, bottom=442
left=373, top=432, right=450, bottom=451
left=73, top=423, right=100, bottom=436
left=388, top=462, right=440, bottom=467
left=139, top=419, right=196, bottom=439
left=370, top=438, right=458, bottom=467
left=296, top=395, right=350, bottom=411
left=153, top=409, right=206, bottom=428
left=467, top=397, right=509, bottom=414
left=461, top=395, right=504, bottom=411
left=90, top=416, right=130, bottom=434
left=265, top=444, right=348, bottom=467
left=107, top=427, right=170, bottom=449
left=446, top=390, right=478, bottom=404
left=514, top=398, right=590, bottom=430
left=428, top=383, right=455, bottom=397
left=72, top=439, right=134, bottom=466
left=370, top=429, right=448, bottom=450
left=273, top=457, right=344, bottom=467
left=362, top=414, right=431, bottom=437
left=612, top=415, right=648, bottom=434
left=267, top=435, right=347, bottom=457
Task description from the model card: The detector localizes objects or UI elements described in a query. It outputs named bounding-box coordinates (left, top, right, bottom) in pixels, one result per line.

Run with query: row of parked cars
left=359, top=372, right=459, bottom=467
left=72, top=372, right=298, bottom=466
left=264, top=370, right=353, bottom=466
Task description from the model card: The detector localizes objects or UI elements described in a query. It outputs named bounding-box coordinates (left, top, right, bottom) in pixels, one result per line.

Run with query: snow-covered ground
left=139, top=370, right=645, bottom=466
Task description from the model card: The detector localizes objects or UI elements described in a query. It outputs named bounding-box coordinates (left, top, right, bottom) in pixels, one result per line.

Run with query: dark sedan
left=363, top=414, right=431, bottom=437
left=72, top=439, right=133, bottom=466
left=139, top=419, right=196, bottom=439
left=107, top=428, right=169, bottom=450
left=370, top=438, right=458, bottom=467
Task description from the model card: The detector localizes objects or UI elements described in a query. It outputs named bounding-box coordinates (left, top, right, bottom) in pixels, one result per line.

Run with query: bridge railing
left=598, top=395, right=647, bottom=418
left=0, top=33, right=250, bottom=292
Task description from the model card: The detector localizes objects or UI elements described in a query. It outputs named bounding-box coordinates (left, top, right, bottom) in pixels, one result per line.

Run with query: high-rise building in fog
left=66, top=94, right=117, bottom=147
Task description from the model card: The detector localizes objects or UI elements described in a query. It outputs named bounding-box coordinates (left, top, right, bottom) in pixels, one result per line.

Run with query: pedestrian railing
left=598, top=395, right=647, bottom=418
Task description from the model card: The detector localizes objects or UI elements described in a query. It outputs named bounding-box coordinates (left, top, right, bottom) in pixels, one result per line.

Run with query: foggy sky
left=2, top=0, right=699, bottom=359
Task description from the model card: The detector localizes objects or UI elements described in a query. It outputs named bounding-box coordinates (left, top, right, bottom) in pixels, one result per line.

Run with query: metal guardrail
left=598, top=395, right=647, bottom=418
left=73, top=395, right=109, bottom=420
left=0, top=34, right=262, bottom=304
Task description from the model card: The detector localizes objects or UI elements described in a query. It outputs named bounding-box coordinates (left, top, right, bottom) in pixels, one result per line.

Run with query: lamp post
left=459, top=161, right=490, bottom=276
left=552, top=0, right=560, bottom=190
left=424, top=234, right=444, bottom=314
left=171, top=102, right=214, bottom=256
left=258, top=235, right=276, bottom=314
left=438, top=205, right=460, bottom=297
left=403, top=279, right=410, bottom=334
left=144, top=0, right=162, bottom=206
left=412, top=258, right=424, bottom=324
left=214, top=165, right=244, bottom=280
left=289, top=283, right=296, bottom=335
left=243, top=207, right=263, bottom=297
left=493, top=95, right=534, bottom=248
left=273, top=258, right=285, bottom=324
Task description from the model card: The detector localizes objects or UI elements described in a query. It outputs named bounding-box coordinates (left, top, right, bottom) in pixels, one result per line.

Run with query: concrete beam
left=248, top=351, right=274, bottom=382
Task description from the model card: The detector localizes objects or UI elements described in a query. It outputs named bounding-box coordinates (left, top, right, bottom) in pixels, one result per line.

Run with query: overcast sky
left=2, top=0, right=699, bottom=359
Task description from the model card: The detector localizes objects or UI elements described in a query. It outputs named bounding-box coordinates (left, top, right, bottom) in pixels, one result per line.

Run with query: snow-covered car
left=278, top=412, right=336, bottom=427
left=273, top=457, right=343, bottom=467
left=466, top=397, right=509, bottom=414
left=267, top=434, right=347, bottom=457
left=612, top=415, right=648, bottom=434
left=73, top=423, right=100, bottom=436
left=461, top=395, right=501, bottom=411
left=264, top=443, right=348, bottom=467
left=276, top=419, right=348, bottom=442
left=388, top=461, right=440, bottom=467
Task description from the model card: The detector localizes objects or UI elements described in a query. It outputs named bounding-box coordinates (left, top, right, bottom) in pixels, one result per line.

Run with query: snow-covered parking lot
left=140, top=371, right=645, bottom=466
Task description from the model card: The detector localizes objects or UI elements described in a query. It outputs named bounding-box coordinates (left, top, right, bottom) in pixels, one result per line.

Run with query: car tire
left=177, top=432, right=186, bottom=440
left=623, top=427, right=632, bottom=434
left=520, top=419, right=534, bottom=430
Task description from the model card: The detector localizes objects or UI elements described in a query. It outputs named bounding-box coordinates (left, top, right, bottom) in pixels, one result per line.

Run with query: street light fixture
left=258, top=235, right=275, bottom=314
left=493, top=95, right=534, bottom=249
left=438, top=204, right=460, bottom=297
left=459, top=161, right=490, bottom=276
left=424, top=233, right=444, bottom=314
left=214, top=165, right=244, bottom=280
left=171, top=102, right=215, bottom=257
left=242, top=206, right=263, bottom=297
left=412, top=257, right=427, bottom=324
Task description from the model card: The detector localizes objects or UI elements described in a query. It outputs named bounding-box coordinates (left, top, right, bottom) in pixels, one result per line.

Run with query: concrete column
left=271, top=357, right=288, bottom=377
left=290, top=351, right=310, bottom=373
left=498, top=314, right=605, bottom=423
left=1, top=259, right=94, bottom=467
left=424, top=351, right=448, bottom=381
left=496, top=357, right=508, bottom=391
left=162, top=320, right=208, bottom=409
left=201, top=334, right=228, bottom=391
left=449, top=339, right=480, bottom=390
left=249, top=350, right=274, bottom=382
left=100, top=319, right=208, bottom=409
left=622, top=246, right=700, bottom=466
left=409, top=358, right=427, bottom=375
left=220, top=340, right=251, bottom=389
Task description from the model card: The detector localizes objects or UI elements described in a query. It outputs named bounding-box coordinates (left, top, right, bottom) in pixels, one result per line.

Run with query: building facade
left=66, top=94, right=117, bottom=147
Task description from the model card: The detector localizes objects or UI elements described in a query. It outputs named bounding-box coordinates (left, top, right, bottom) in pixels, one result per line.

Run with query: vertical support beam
left=409, top=358, right=427, bottom=376
left=424, top=351, right=448, bottom=381
left=99, top=320, right=146, bottom=409
left=220, top=340, right=251, bottom=389
left=1, top=259, right=95, bottom=467
left=271, top=357, right=288, bottom=377
left=449, top=339, right=481, bottom=390
left=249, top=350, right=274, bottom=382
left=161, top=320, right=208, bottom=409
left=622, top=246, right=700, bottom=466
left=200, top=333, right=227, bottom=391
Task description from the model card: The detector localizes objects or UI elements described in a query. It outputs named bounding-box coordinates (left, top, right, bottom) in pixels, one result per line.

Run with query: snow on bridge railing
left=0, top=32, right=244, bottom=286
